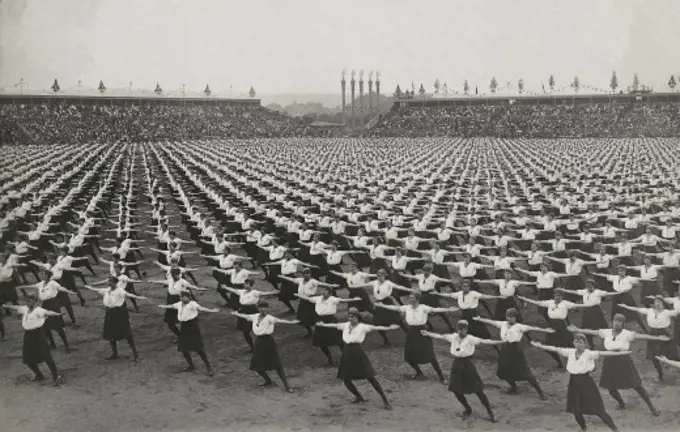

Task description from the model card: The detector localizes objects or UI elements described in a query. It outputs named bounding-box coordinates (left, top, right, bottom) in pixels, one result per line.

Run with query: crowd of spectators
left=3, top=99, right=680, bottom=144
left=370, top=101, right=680, bottom=138
left=0, top=103, right=312, bottom=144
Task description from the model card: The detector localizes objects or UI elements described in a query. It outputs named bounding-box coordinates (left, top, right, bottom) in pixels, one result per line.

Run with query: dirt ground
left=2, top=161, right=679, bottom=432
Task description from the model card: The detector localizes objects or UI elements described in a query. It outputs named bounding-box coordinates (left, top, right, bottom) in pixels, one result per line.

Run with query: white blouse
left=640, top=308, right=677, bottom=329
left=237, top=289, right=260, bottom=305
left=499, top=322, right=529, bottom=343
left=449, top=290, right=482, bottom=309
left=18, top=306, right=50, bottom=330
left=608, top=275, right=635, bottom=293
left=246, top=313, right=281, bottom=336
left=639, top=265, right=659, bottom=280
left=312, top=296, right=341, bottom=316
left=341, top=322, right=373, bottom=344
left=538, top=299, right=576, bottom=319
left=373, top=280, right=395, bottom=301
left=391, top=256, right=409, bottom=271
left=416, top=274, right=439, bottom=292
left=560, top=348, right=600, bottom=374
left=101, top=287, right=128, bottom=308
left=169, top=278, right=192, bottom=295
left=577, top=289, right=605, bottom=307
left=297, top=278, right=318, bottom=296
left=172, top=301, right=210, bottom=322
left=599, top=329, right=636, bottom=351
left=401, top=304, right=434, bottom=326
left=36, top=280, right=63, bottom=300
left=445, top=333, right=482, bottom=358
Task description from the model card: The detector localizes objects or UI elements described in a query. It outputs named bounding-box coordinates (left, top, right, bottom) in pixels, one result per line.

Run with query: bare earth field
left=2, top=156, right=680, bottom=432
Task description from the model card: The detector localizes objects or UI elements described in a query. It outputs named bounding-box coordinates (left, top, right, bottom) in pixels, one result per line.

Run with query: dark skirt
left=448, top=357, right=483, bottom=394
left=497, top=342, right=534, bottom=381
left=41, top=297, right=65, bottom=330
left=250, top=334, right=282, bottom=372
left=313, top=314, right=343, bottom=347
left=404, top=325, right=435, bottom=364
left=546, top=318, right=574, bottom=347
left=237, top=304, right=258, bottom=331
left=0, top=280, right=18, bottom=304
left=581, top=306, right=608, bottom=330
left=278, top=276, right=297, bottom=302
left=611, top=292, right=640, bottom=322
left=325, top=264, right=346, bottom=288
left=337, top=343, right=375, bottom=380
left=420, top=290, right=440, bottom=307
left=348, top=287, right=372, bottom=312
left=641, top=280, right=661, bottom=307
left=599, top=354, right=641, bottom=390
left=566, top=373, right=605, bottom=415
left=647, top=327, right=679, bottom=360
left=103, top=305, right=132, bottom=341
left=296, top=299, right=318, bottom=327
left=178, top=318, right=204, bottom=352
left=227, top=283, right=244, bottom=310
left=22, top=327, right=53, bottom=365
left=163, top=294, right=180, bottom=324
left=372, top=298, right=402, bottom=326
left=461, top=309, right=492, bottom=339
left=494, top=296, right=519, bottom=321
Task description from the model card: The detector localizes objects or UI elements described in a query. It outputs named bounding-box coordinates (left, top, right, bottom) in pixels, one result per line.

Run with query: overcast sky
left=1, top=0, right=679, bottom=96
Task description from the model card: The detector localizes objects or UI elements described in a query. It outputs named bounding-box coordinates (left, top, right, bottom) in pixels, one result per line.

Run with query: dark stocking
left=242, top=331, right=254, bottom=351
left=320, top=346, right=333, bottom=364
left=257, top=370, right=273, bottom=385
left=276, top=367, right=292, bottom=391
left=343, top=379, right=364, bottom=401
left=167, top=322, right=181, bottom=337
left=181, top=351, right=195, bottom=369
left=196, top=350, right=212, bottom=371
left=651, top=358, right=664, bottom=380
left=367, top=377, right=390, bottom=407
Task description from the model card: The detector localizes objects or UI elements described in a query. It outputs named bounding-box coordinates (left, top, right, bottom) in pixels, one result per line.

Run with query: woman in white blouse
left=3, top=295, right=63, bottom=386
left=232, top=301, right=298, bottom=392
left=316, top=307, right=398, bottom=410
left=148, top=268, right=208, bottom=338
left=158, top=291, right=219, bottom=376
left=422, top=320, right=503, bottom=423
left=224, top=279, right=278, bottom=352
left=567, top=314, right=664, bottom=416
left=296, top=286, right=360, bottom=365
left=435, top=278, right=502, bottom=350
left=558, top=277, right=619, bottom=346
left=531, top=334, right=625, bottom=432
left=376, top=292, right=457, bottom=382
left=264, top=250, right=317, bottom=314
left=626, top=255, right=662, bottom=307
left=84, top=276, right=146, bottom=362
left=280, top=267, right=338, bottom=337
left=474, top=309, right=552, bottom=399
left=16, top=270, right=77, bottom=353
left=590, top=264, right=648, bottom=331
left=618, top=296, right=680, bottom=381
